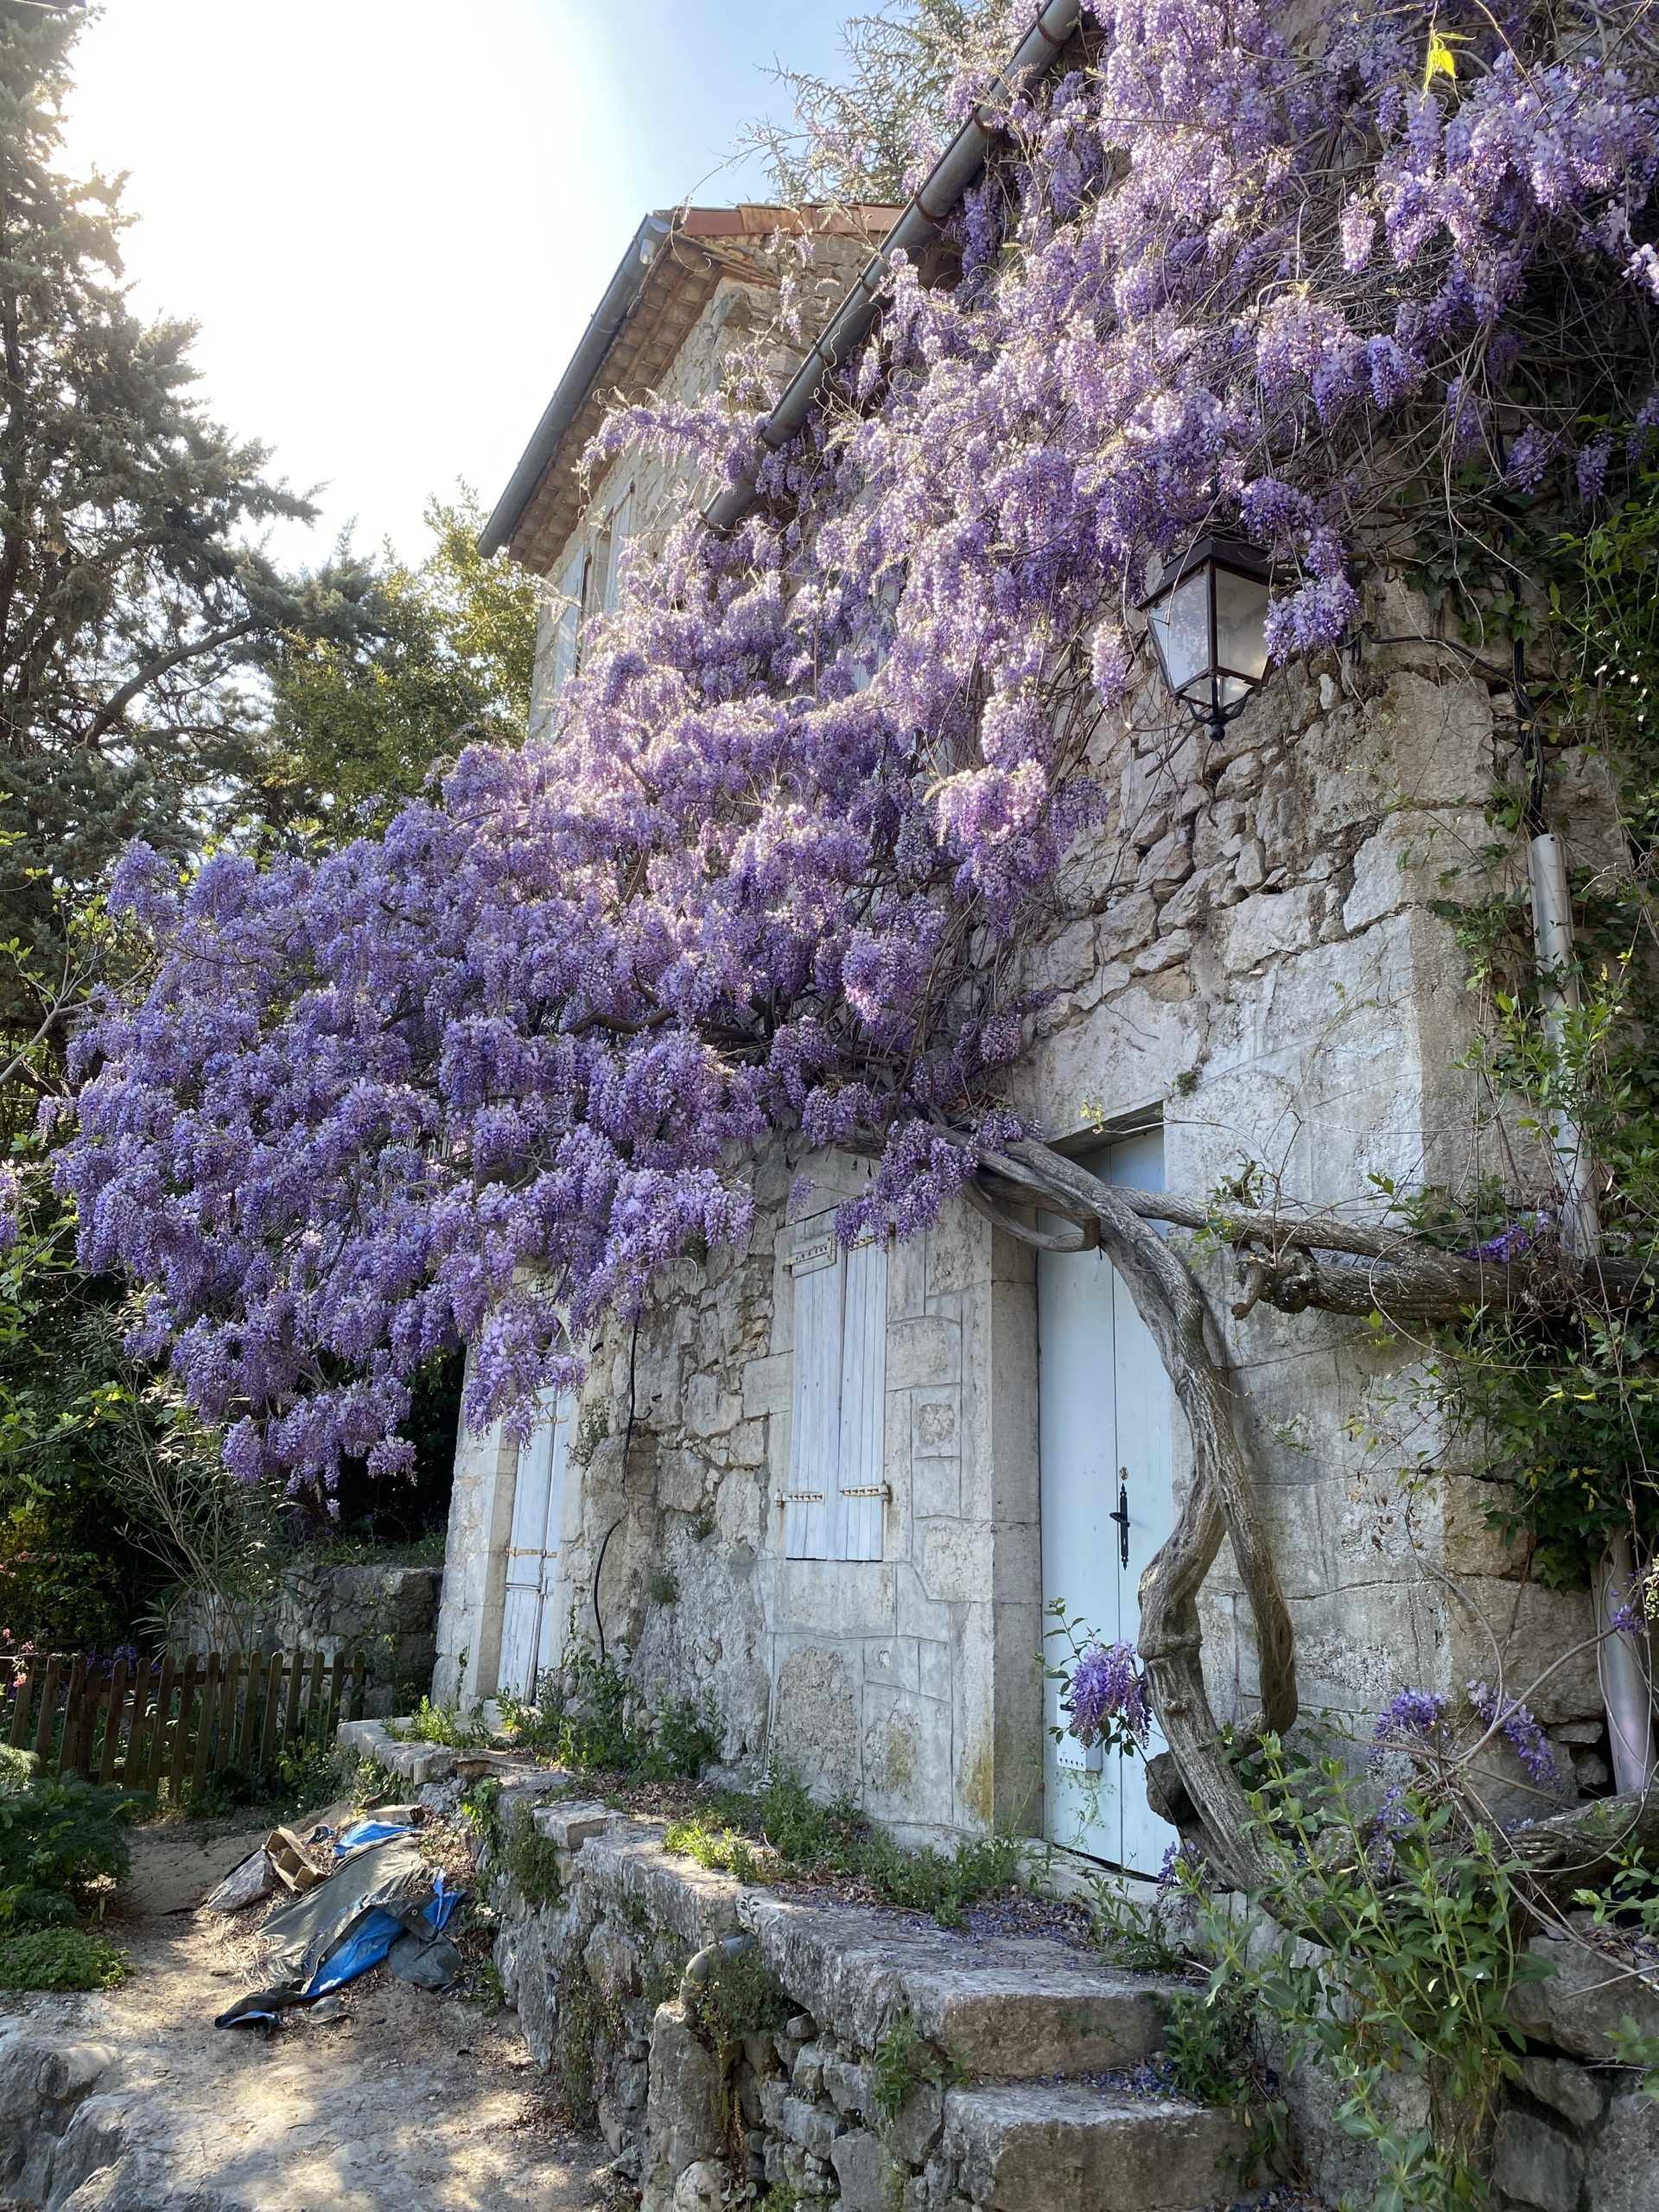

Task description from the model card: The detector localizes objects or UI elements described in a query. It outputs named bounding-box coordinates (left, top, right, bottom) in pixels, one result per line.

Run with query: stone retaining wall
left=172, top=1560, right=440, bottom=1716
left=471, top=1768, right=1240, bottom=2212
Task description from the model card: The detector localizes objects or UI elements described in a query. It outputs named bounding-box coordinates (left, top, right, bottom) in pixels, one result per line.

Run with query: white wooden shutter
left=602, top=489, right=633, bottom=613
left=786, top=1234, right=840, bottom=1559
left=533, top=1393, right=573, bottom=1681
left=835, top=1235, right=887, bottom=1560
left=497, top=1387, right=572, bottom=1696
left=785, top=1228, right=887, bottom=1561
left=549, top=543, right=587, bottom=696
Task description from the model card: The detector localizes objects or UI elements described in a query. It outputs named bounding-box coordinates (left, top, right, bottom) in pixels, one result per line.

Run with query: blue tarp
left=305, top=1871, right=460, bottom=1995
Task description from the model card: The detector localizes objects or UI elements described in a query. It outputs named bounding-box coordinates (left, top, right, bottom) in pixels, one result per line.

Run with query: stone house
left=432, top=196, right=1620, bottom=1871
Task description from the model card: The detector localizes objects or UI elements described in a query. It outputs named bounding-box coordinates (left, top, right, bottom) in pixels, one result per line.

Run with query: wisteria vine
left=60, top=1, right=1659, bottom=1489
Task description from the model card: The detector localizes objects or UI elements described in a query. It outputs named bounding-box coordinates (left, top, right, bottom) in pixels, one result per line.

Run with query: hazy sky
left=64, top=0, right=853, bottom=568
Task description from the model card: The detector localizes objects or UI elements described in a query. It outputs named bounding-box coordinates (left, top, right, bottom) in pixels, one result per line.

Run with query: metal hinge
left=840, top=1484, right=891, bottom=1500
left=782, top=1490, right=826, bottom=1505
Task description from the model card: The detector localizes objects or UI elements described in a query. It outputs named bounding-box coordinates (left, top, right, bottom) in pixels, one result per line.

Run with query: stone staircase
left=732, top=1888, right=1254, bottom=2212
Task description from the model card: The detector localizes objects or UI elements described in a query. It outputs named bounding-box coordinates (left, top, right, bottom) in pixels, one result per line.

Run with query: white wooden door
left=498, top=1389, right=574, bottom=1700
left=1039, top=1128, right=1179, bottom=1872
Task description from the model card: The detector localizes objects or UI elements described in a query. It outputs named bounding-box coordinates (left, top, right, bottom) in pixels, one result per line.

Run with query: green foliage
left=1573, top=1843, right=1659, bottom=1942
left=351, top=1750, right=401, bottom=1809
left=1174, top=1738, right=1540, bottom=2212
left=501, top=1637, right=722, bottom=1783
left=871, top=2009, right=957, bottom=2120
left=503, top=1802, right=564, bottom=1912
left=245, top=493, right=537, bottom=848
left=663, top=1767, right=1022, bottom=1930
left=1087, top=1866, right=1189, bottom=1975
left=459, top=1774, right=504, bottom=1854
left=1608, top=2017, right=1659, bottom=2102
left=549, top=1955, right=628, bottom=2130
left=0, top=1923, right=129, bottom=1991
left=646, top=1564, right=680, bottom=1606
left=1377, top=460, right=1659, bottom=1588
left=689, top=1942, right=790, bottom=2045
left=0, top=1758, right=140, bottom=1929
left=387, top=1694, right=492, bottom=1750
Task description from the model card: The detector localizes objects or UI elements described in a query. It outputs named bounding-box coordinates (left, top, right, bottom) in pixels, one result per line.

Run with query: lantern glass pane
left=1149, top=567, right=1211, bottom=695
left=1215, top=565, right=1270, bottom=681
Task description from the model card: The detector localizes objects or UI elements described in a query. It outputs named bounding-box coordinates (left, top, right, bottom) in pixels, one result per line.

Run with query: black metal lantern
left=1141, top=537, right=1273, bottom=741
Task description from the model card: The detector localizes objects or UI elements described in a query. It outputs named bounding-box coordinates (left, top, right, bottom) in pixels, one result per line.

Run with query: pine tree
left=0, top=0, right=372, bottom=1109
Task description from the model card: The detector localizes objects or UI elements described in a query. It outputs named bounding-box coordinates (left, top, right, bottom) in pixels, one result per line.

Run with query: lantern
left=1141, top=537, right=1273, bottom=739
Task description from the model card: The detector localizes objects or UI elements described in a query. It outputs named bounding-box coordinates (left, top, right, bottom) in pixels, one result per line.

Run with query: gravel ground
left=0, top=1811, right=608, bottom=2212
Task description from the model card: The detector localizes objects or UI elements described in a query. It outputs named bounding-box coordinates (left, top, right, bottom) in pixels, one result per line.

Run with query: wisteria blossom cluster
left=1065, top=1637, right=1152, bottom=1748
left=60, top=1, right=1659, bottom=1484
left=1370, top=1679, right=1557, bottom=1789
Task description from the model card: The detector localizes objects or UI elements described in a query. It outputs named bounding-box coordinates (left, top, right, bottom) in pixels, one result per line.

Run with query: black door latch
left=1109, top=1469, right=1130, bottom=1569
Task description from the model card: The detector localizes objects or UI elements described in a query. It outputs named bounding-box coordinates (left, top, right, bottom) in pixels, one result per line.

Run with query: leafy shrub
left=385, top=1694, right=490, bottom=1749
left=689, top=1942, right=790, bottom=2044
left=0, top=1503, right=121, bottom=1651
left=0, top=1923, right=130, bottom=1990
left=0, top=1758, right=140, bottom=1925
left=506, top=1638, right=721, bottom=1783
left=1170, top=1738, right=1538, bottom=2210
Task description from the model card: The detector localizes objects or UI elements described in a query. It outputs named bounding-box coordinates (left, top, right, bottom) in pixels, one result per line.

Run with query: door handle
left=1108, top=1469, right=1130, bottom=1569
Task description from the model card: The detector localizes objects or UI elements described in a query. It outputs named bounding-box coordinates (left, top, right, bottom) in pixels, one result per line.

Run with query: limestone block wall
left=172, top=1559, right=439, bottom=1714
left=435, top=1137, right=1041, bottom=1847
left=1012, top=599, right=1620, bottom=1790
left=438, top=578, right=1624, bottom=1835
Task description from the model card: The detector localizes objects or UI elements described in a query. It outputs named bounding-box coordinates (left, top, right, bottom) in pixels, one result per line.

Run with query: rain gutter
left=479, top=211, right=676, bottom=558
left=701, top=0, right=1084, bottom=535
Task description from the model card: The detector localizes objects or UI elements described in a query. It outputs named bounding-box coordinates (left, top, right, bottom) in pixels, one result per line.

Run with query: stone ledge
left=942, top=2081, right=1247, bottom=2212
left=737, top=1890, right=1181, bottom=2076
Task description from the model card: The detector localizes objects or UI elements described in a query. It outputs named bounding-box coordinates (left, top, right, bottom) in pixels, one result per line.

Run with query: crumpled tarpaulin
left=214, top=1828, right=463, bottom=2034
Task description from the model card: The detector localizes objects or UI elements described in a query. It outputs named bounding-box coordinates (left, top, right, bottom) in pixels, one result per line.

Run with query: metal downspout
left=702, top=0, right=1084, bottom=534
left=1519, top=652, right=1654, bottom=1790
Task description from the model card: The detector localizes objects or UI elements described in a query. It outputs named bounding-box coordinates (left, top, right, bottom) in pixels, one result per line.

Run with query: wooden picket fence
left=0, top=1648, right=368, bottom=1795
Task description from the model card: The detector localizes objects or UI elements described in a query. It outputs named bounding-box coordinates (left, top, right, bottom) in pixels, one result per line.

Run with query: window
left=543, top=487, right=635, bottom=708
left=548, top=541, right=588, bottom=698
left=785, top=1227, right=888, bottom=1560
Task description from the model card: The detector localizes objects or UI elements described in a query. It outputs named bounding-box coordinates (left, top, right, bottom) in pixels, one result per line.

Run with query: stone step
left=941, top=2080, right=1250, bottom=2212
left=743, top=1893, right=1183, bottom=2079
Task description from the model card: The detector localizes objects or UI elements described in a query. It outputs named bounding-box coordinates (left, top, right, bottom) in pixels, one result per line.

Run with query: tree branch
left=80, top=616, right=259, bottom=747
left=974, top=1139, right=1294, bottom=1885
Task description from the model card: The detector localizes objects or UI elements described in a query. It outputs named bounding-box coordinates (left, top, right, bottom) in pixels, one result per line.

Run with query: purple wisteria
left=1065, top=1637, right=1152, bottom=1749
left=58, top=2, right=1659, bottom=1484
left=1466, top=1679, right=1559, bottom=1787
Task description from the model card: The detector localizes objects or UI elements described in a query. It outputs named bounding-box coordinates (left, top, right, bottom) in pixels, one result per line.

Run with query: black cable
left=590, top=1313, right=641, bottom=1660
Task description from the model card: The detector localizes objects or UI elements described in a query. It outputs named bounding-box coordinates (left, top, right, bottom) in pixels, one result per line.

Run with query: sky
left=63, top=0, right=854, bottom=569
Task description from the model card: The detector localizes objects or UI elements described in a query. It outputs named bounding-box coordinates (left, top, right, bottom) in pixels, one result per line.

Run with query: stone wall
left=475, top=1776, right=1246, bottom=2212
left=172, top=1559, right=439, bottom=1716
left=438, top=584, right=1624, bottom=1842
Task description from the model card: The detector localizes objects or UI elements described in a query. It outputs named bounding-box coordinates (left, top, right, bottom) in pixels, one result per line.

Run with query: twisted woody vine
left=37, top=0, right=1659, bottom=2177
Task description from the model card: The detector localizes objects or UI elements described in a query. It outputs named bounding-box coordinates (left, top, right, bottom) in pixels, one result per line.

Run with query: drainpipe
left=702, top=0, right=1084, bottom=535
left=1517, top=646, right=1653, bottom=1791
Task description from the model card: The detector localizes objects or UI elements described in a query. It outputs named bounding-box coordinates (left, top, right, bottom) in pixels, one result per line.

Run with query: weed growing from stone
left=690, top=1943, right=790, bottom=2045
left=550, top=1955, right=629, bottom=2131
left=502, top=1802, right=563, bottom=1911
left=870, top=2009, right=956, bottom=2121
left=663, top=1768, right=1023, bottom=1929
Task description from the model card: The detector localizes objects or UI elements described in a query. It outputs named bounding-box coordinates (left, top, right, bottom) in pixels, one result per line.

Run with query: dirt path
left=1, top=1817, right=609, bottom=2212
